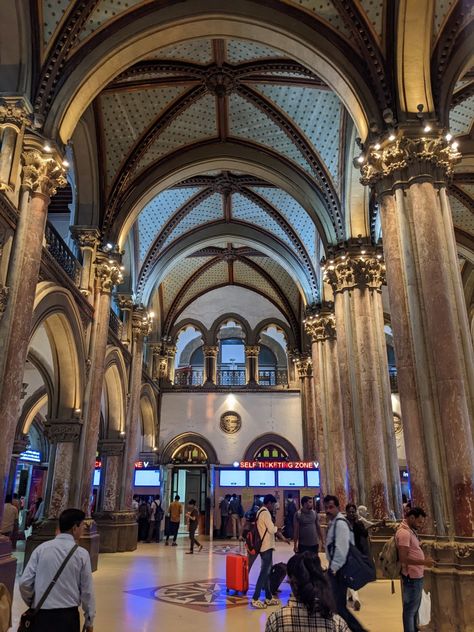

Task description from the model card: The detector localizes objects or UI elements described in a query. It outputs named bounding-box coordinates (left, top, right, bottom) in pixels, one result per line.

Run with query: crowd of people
left=15, top=493, right=432, bottom=632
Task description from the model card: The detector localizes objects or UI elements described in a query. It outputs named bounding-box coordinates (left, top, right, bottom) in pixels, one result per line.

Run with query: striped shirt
left=266, top=598, right=349, bottom=632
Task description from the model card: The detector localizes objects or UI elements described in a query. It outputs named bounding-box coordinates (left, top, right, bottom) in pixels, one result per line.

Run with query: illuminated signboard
left=277, top=470, right=305, bottom=487
left=93, top=469, right=101, bottom=486
left=239, top=461, right=316, bottom=470
left=220, top=470, right=247, bottom=487
left=134, top=461, right=155, bottom=469
left=19, top=450, right=41, bottom=463
left=248, top=470, right=276, bottom=487
left=134, top=470, right=160, bottom=487
left=306, top=470, right=321, bottom=487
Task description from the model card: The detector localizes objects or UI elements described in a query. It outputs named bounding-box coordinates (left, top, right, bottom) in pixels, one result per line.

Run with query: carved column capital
left=245, top=345, right=260, bottom=357
left=322, top=241, right=385, bottom=294
left=94, top=251, right=123, bottom=294
left=22, top=149, right=67, bottom=198
left=202, top=345, right=219, bottom=358
left=295, top=354, right=313, bottom=378
left=70, top=226, right=101, bottom=251
left=44, top=419, right=82, bottom=443
left=116, top=293, right=134, bottom=312
left=0, top=97, right=33, bottom=128
left=304, top=303, right=336, bottom=342
left=165, top=343, right=177, bottom=358
left=98, top=438, right=125, bottom=457
left=131, top=305, right=152, bottom=338
left=359, top=134, right=461, bottom=196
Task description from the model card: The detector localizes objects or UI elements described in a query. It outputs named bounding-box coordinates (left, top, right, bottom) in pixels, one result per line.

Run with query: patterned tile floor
left=11, top=538, right=404, bottom=631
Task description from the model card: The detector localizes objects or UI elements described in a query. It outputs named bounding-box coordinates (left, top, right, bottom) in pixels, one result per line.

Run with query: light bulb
left=424, top=125, right=431, bottom=133
left=388, top=134, right=396, bottom=141
left=43, top=143, right=52, bottom=153
left=452, top=141, right=459, bottom=150
left=445, top=133, right=452, bottom=141
left=357, top=155, right=365, bottom=164
left=374, top=143, right=381, bottom=150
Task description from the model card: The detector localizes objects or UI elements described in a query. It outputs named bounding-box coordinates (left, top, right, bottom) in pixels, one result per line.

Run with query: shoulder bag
left=18, top=544, right=78, bottom=631
left=329, top=518, right=375, bottom=591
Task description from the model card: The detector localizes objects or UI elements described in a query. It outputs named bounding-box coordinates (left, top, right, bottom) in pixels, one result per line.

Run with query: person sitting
left=265, top=552, right=349, bottom=631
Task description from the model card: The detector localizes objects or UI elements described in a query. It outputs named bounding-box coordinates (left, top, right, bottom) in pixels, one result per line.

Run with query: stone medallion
left=219, top=411, right=241, bottom=434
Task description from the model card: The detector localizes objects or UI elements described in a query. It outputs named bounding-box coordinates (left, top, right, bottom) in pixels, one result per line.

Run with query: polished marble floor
left=11, top=538, right=404, bottom=631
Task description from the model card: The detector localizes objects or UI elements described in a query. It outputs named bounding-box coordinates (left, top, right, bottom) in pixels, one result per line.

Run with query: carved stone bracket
left=304, top=304, right=336, bottom=342
left=44, top=419, right=82, bottom=443
left=98, top=439, right=125, bottom=457
left=22, top=150, right=67, bottom=198
left=0, top=97, right=33, bottom=128
left=360, top=135, right=461, bottom=196
left=116, top=293, right=133, bottom=312
left=322, top=242, right=385, bottom=294
left=94, top=252, right=123, bottom=294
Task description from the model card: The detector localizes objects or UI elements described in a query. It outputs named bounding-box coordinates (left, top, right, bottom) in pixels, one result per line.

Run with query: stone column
left=7, top=436, right=28, bottom=496
left=70, top=227, right=101, bottom=299
left=116, top=293, right=133, bottom=348
left=203, top=345, right=218, bottom=385
left=121, top=306, right=151, bottom=510
left=165, top=343, right=177, bottom=384
left=245, top=345, right=260, bottom=385
left=304, top=304, right=347, bottom=504
left=77, top=252, right=123, bottom=514
left=0, top=97, right=32, bottom=194
left=0, top=139, right=66, bottom=518
left=323, top=242, right=401, bottom=518
left=150, top=344, right=161, bottom=380
left=295, top=354, right=316, bottom=460
left=360, top=134, right=474, bottom=629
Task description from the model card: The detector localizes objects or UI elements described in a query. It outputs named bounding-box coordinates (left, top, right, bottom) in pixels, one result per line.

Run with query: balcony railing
left=174, top=370, right=204, bottom=386
left=109, top=309, right=122, bottom=338
left=258, top=369, right=288, bottom=386
left=45, top=222, right=81, bottom=285
left=217, top=369, right=246, bottom=386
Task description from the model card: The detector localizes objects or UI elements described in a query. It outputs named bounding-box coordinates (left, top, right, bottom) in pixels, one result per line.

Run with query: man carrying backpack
left=395, top=507, right=434, bottom=632
left=229, top=494, right=244, bottom=540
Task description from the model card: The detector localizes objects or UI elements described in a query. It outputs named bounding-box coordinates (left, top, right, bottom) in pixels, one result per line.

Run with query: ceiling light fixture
left=445, top=132, right=452, bottom=141
left=424, top=125, right=431, bottom=133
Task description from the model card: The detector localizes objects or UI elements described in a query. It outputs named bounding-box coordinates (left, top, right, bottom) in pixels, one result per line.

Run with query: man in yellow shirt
left=165, top=495, right=182, bottom=546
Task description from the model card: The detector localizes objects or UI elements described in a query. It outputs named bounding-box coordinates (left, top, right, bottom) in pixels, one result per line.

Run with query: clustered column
left=323, top=243, right=401, bottom=518
left=304, top=303, right=347, bottom=505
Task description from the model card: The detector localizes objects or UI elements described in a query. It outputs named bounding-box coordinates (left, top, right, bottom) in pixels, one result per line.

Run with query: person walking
left=219, top=494, right=230, bottom=539
left=185, top=499, right=202, bottom=554
left=165, top=494, right=182, bottom=546
left=293, top=496, right=324, bottom=555
left=265, top=552, right=349, bottom=631
left=395, top=507, right=434, bottom=632
left=284, top=494, right=297, bottom=540
left=19, top=508, right=95, bottom=632
left=345, top=503, right=372, bottom=611
left=147, top=494, right=164, bottom=543
left=229, top=493, right=244, bottom=540
left=324, top=495, right=367, bottom=632
left=137, top=497, right=150, bottom=542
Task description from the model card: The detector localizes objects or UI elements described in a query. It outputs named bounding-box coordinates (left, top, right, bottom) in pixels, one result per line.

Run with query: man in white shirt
left=251, top=494, right=289, bottom=609
left=20, top=508, right=95, bottom=632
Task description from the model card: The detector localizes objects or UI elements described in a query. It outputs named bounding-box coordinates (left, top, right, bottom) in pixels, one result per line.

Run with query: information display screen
left=277, top=470, right=305, bottom=487
left=220, top=470, right=247, bottom=487
left=248, top=470, right=276, bottom=487
left=134, top=469, right=160, bottom=487
left=93, top=469, right=101, bottom=487
left=306, top=470, right=321, bottom=487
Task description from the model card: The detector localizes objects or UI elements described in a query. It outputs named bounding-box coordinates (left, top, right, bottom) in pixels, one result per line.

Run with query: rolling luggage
left=269, top=562, right=287, bottom=595
left=226, top=553, right=249, bottom=595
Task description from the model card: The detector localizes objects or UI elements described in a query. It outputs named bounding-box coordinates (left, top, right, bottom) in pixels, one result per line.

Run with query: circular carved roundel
left=220, top=411, right=242, bottom=435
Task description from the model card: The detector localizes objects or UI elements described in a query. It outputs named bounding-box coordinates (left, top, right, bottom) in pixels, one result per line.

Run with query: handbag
left=18, top=544, right=78, bottom=632
left=329, top=518, right=376, bottom=591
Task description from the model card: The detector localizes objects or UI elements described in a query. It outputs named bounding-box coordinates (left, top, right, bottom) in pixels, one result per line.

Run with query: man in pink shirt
left=395, top=507, right=434, bottom=632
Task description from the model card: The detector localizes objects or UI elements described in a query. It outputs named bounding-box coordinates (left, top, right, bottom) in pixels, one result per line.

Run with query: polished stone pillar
left=304, top=304, right=347, bottom=504
left=166, top=343, right=177, bottom=384
left=70, top=226, right=101, bottom=299
left=77, top=251, right=122, bottom=514
left=245, top=345, right=260, bottom=385
left=361, top=134, right=474, bottom=629
left=0, top=140, right=66, bottom=521
left=116, top=293, right=133, bottom=348
left=203, top=345, right=218, bottom=385
left=121, top=306, right=151, bottom=510
left=97, top=439, right=125, bottom=512
left=324, top=243, right=401, bottom=518
left=295, top=354, right=316, bottom=460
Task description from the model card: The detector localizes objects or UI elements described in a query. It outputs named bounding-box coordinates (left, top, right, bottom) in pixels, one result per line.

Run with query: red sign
left=134, top=460, right=152, bottom=469
left=239, top=461, right=316, bottom=470
left=95, top=460, right=102, bottom=469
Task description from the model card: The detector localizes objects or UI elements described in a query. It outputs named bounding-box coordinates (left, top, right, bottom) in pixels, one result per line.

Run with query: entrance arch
left=161, top=433, right=219, bottom=465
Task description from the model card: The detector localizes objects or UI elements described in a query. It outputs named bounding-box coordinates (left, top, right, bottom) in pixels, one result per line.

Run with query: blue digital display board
left=306, top=470, right=321, bottom=487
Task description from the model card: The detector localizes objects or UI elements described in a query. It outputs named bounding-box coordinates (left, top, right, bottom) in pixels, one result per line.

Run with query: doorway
left=170, top=466, right=208, bottom=533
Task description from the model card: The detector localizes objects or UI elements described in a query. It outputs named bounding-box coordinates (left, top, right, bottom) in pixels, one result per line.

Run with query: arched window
left=171, top=443, right=208, bottom=464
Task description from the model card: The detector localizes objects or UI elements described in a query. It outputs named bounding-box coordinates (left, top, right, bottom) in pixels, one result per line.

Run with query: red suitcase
left=226, top=553, right=249, bottom=595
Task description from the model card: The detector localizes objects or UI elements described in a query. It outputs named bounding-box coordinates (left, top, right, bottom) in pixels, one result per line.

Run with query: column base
left=0, top=536, right=16, bottom=601
left=93, top=511, right=138, bottom=553
left=25, top=518, right=100, bottom=572
left=423, top=536, right=474, bottom=631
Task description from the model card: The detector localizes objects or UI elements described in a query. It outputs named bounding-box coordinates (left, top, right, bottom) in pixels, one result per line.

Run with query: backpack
left=245, top=508, right=268, bottom=556
left=379, top=534, right=401, bottom=593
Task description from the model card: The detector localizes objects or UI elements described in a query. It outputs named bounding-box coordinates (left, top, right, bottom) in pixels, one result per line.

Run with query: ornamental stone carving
left=98, top=439, right=125, bottom=456
left=165, top=343, right=177, bottom=358
left=245, top=345, right=260, bottom=357
left=44, top=420, right=82, bottom=443
left=95, top=252, right=123, bottom=293
left=70, top=226, right=101, bottom=250
left=131, top=305, right=152, bottom=338
left=0, top=283, right=9, bottom=317
left=22, top=150, right=67, bottom=198
left=116, top=294, right=134, bottom=311
left=295, top=354, right=312, bottom=378
left=322, top=246, right=385, bottom=294
left=0, top=97, right=33, bottom=128
left=203, top=345, right=219, bottom=357
left=304, top=306, right=336, bottom=342
left=360, top=136, right=461, bottom=194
